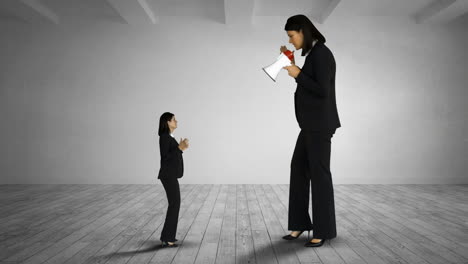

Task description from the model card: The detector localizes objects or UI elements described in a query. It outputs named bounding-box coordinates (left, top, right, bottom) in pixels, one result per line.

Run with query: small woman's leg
left=160, top=178, right=181, bottom=242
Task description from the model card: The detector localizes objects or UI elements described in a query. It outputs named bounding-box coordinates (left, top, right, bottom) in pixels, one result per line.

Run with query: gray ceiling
left=0, top=0, right=467, bottom=25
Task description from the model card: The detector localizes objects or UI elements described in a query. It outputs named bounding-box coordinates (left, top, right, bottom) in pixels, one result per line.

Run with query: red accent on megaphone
left=283, top=50, right=294, bottom=61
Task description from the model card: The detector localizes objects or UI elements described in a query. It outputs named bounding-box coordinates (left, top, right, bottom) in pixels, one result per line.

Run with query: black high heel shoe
left=161, top=241, right=178, bottom=248
left=304, top=238, right=326, bottom=247
left=282, top=230, right=310, bottom=240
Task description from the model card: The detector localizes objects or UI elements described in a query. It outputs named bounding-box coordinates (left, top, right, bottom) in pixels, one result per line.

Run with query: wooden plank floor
left=0, top=184, right=467, bottom=264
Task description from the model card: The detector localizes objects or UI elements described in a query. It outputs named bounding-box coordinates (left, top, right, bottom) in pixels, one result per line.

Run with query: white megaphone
left=262, top=49, right=295, bottom=82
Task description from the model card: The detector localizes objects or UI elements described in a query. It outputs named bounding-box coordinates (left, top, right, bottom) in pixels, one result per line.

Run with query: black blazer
left=294, top=42, right=341, bottom=133
left=158, top=133, right=184, bottom=179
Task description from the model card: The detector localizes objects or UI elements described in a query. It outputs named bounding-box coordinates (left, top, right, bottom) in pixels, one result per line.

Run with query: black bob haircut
left=284, top=14, right=326, bottom=56
left=158, top=112, right=174, bottom=136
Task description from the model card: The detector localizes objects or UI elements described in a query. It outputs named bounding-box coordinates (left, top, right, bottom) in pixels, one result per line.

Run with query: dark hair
left=158, top=112, right=174, bottom=136
left=284, top=14, right=326, bottom=56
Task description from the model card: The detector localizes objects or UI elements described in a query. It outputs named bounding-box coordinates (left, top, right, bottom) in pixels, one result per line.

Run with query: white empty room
left=1, top=0, right=467, bottom=263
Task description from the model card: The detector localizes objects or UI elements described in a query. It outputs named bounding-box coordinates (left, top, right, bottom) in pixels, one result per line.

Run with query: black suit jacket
left=158, top=133, right=184, bottom=179
left=294, top=42, right=341, bottom=133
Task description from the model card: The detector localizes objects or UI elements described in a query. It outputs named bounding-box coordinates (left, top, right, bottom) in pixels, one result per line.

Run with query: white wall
left=1, top=15, right=467, bottom=184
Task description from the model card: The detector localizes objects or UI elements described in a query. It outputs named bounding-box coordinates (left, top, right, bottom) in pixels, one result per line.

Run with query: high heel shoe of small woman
left=161, top=241, right=178, bottom=248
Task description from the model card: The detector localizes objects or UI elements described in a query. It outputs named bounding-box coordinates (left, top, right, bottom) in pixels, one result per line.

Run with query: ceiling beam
left=0, top=0, right=59, bottom=24
left=427, top=0, right=468, bottom=23
left=413, top=0, right=467, bottom=24
left=319, top=0, right=341, bottom=24
left=106, top=0, right=158, bottom=24
left=224, top=0, right=255, bottom=24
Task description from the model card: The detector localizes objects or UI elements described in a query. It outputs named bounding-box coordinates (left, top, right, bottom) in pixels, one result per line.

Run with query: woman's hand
left=178, top=138, right=189, bottom=151
left=283, top=64, right=301, bottom=78
left=280, top=45, right=295, bottom=64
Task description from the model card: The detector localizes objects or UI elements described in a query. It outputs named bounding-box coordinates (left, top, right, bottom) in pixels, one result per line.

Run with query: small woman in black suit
left=281, top=15, right=341, bottom=247
left=157, top=112, right=189, bottom=248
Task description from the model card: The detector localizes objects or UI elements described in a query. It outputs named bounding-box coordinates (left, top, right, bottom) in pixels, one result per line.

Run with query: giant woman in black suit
left=281, top=15, right=341, bottom=247
left=157, top=112, right=189, bottom=248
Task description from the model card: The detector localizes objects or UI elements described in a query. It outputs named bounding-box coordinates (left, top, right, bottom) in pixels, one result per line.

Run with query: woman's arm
left=295, top=49, right=333, bottom=98
left=160, top=135, right=182, bottom=163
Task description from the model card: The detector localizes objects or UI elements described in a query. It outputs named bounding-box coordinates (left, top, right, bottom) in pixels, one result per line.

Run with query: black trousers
left=288, top=130, right=337, bottom=239
left=160, top=177, right=180, bottom=242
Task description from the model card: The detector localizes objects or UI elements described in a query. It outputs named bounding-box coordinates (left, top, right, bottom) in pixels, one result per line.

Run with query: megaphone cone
left=263, top=50, right=294, bottom=82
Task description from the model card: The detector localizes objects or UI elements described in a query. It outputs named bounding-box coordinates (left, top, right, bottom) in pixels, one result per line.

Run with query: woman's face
left=167, top=116, right=177, bottom=131
left=287, top=30, right=304, bottom=50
